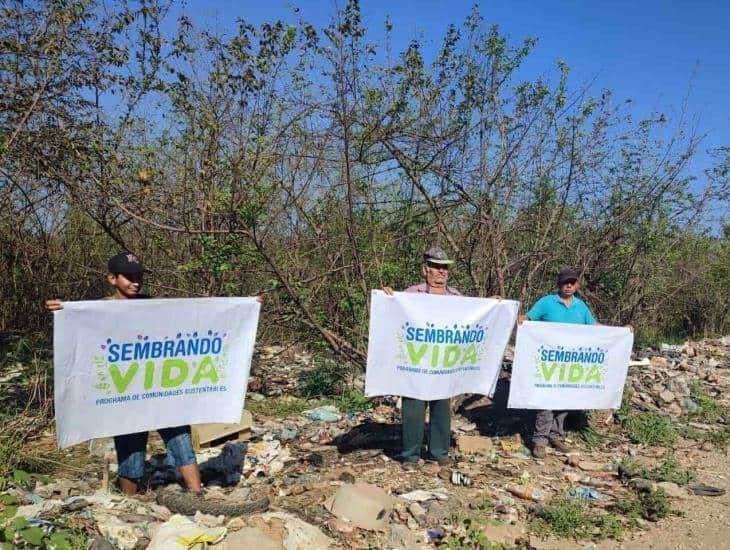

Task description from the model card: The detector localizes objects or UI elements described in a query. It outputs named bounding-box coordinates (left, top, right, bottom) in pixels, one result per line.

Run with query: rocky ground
left=0, top=337, right=728, bottom=549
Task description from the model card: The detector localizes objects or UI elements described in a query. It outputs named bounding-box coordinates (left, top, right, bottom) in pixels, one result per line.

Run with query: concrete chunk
left=457, top=434, right=493, bottom=456
left=325, top=483, right=393, bottom=531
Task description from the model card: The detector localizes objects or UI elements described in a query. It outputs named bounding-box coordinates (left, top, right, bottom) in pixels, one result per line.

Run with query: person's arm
left=584, top=306, right=596, bottom=325
left=522, top=297, right=544, bottom=324
left=45, top=299, right=63, bottom=311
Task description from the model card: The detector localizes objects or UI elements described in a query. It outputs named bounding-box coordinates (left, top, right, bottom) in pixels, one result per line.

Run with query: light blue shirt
left=527, top=294, right=596, bottom=325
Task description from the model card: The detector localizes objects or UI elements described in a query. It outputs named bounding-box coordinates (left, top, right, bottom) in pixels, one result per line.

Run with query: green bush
left=530, top=499, right=623, bottom=540
left=299, top=360, right=346, bottom=398
left=624, top=413, right=678, bottom=446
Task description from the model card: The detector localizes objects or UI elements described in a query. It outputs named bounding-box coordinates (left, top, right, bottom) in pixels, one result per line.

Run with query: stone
left=226, top=517, right=246, bottom=530
left=667, top=402, right=683, bottom=416
left=562, top=471, right=582, bottom=483
left=225, top=527, right=281, bottom=550
left=262, top=512, right=334, bottom=549
left=327, top=518, right=356, bottom=534
left=659, top=390, right=676, bottom=403
left=387, top=524, right=425, bottom=549
left=566, top=454, right=581, bottom=467
left=479, top=521, right=527, bottom=546
left=577, top=460, right=605, bottom=472
left=88, top=537, right=115, bottom=550
left=457, top=435, right=494, bottom=456
left=324, top=483, right=393, bottom=530
left=407, top=502, right=427, bottom=522
left=657, top=482, right=688, bottom=499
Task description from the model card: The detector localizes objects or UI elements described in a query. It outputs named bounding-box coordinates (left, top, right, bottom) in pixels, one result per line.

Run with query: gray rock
left=388, top=524, right=425, bottom=549
left=657, top=482, right=688, bottom=499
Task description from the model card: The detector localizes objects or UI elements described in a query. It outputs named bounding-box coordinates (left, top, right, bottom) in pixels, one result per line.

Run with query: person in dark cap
left=518, top=267, right=596, bottom=458
left=46, top=252, right=203, bottom=496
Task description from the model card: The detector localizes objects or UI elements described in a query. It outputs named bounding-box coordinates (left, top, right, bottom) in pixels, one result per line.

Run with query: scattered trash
left=499, top=435, right=524, bottom=453
left=566, top=486, right=604, bottom=502
left=302, top=405, right=342, bottom=422
left=398, top=490, right=449, bottom=502
left=147, top=514, right=226, bottom=550
left=426, top=528, right=445, bottom=541
left=504, top=483, right=544, bottom=501
left=199, top=441, right=247, bottom=486
left=450, top=470, right=472, bottom=487
left=1, top=338, right=726, bottom=549
left=687, top=482, right=726, bottom=497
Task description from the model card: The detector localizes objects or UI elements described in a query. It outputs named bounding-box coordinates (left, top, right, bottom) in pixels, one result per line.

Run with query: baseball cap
left=423, top=246, right=454, bottom=265
left=557, top=268, right=579, bottom=285
left=108, top=252, right=147, bottom=275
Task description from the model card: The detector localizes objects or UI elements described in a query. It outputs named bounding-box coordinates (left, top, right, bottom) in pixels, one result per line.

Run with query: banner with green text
left=507, top=321, right=633, bottom=410
left=53, top=297, right=260, bottom=448
left=365, top=291, right=519, bottom=400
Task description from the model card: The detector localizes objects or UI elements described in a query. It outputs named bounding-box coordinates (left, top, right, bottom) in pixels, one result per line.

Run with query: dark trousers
left=532, top=409, right=568, bottom=445
left=400, top=397, right=451, bottom=461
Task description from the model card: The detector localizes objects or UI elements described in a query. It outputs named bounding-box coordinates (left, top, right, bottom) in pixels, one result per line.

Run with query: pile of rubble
left=1, top=337, right=727, bottom=549
left=629, top=337, right=729, bottom=418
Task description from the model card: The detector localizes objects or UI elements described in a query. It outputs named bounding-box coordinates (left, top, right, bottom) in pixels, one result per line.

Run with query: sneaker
left=532, top=444, right=547, bottom=459
left=549, top=438, right=572, bottom=453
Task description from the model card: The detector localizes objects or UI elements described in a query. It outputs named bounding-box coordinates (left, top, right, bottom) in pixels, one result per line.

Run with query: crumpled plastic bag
left=148, top=514, right=226, bottom=549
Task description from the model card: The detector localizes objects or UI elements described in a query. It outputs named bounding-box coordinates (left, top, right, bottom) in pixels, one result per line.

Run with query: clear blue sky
left=172, top=0, right=729, bottom=178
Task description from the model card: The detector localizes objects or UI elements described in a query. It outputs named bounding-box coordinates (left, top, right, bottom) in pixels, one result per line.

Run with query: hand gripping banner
left=507, top=321, right=633, bottom=410
left=365, top=291, right=519, bottom=400
left=53, top=297, right=260, bottom=448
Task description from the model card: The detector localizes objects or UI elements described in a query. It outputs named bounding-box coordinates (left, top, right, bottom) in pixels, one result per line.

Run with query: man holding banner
left=383, top=246, right=462, bottom=467
left=374, top=246, right=516, bottom=469
left=516, top=268, right=612, bottom=459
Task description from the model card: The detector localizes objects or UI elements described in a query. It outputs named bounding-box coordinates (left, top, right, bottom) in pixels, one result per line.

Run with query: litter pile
left=1, top=337, right=727, bottom=549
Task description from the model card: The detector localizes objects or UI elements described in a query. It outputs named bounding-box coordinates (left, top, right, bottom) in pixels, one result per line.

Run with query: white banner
left=53, top=298, right=260, bottom=448
left=365, top=291, right=519, bottom=400
left=507, top=321, right=633, bottom=410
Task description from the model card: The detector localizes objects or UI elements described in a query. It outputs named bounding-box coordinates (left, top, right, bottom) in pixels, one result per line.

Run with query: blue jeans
left=114, top=425, right=196, bottom=479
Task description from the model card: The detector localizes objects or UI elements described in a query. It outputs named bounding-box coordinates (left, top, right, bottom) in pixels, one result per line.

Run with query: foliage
left=0, top=0, right=728, bottom=359
left=0, top=338, right=55, bottom=477
left=0, top=513, right=86, bottom=549
left=680, top=424, right=730, bottom=453
left=299, top=360, right=346, bottom=398
left=688, top=380, right=727, bottom=422
left=529, top=499, right=623, bottom=541
left=611, top=489, right=673, bottom=523
left=1, top=481, right=85, bottom=549
left=623, top=413, right=678, bottom=447
left=442, top=499, right=507, bottom=550
left=335, top=389, right=373, bottom=412
left=245, top=397, right=314, bottom=418
left=575, top=412, right=604, bottom=450
left=441, top=518, right=506, bottom=549
left=619, top=454, right=696, bottom=485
